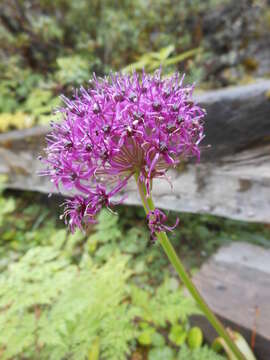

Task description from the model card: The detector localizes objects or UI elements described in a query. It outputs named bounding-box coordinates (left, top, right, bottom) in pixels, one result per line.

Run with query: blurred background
left=0, top=1, right=270, bottom=359
left=0, top=0, right=270, bottom=130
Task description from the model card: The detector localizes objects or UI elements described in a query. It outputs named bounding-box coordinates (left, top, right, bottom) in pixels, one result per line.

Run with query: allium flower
left=40, top=70, right=205, bottom=231
left=39, top=70, right=247, bottom=360
left=147, top=209, right=179, bottom=241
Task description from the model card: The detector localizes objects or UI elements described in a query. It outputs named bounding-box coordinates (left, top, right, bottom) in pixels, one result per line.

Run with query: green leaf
left=123, top=46, right=201, bottom=74
left=212, top=330, right=257, bottom=360
left=169, top=324, right=187, bottom=346
left=0, top=197, right=16, bottom=215
left=187, top=327, right=203, bottom=349
left=89, top=210, right=121, bottom=245
left=88, top=337, right=100, bottom=360
left=137, top=328, right=155, bottom=346
left=151, top=332, right=166, bottom=347
left=164, top=48, right=201, bottom=66
left=50, top=229, right=67, bottom=249
left=178, top=344, right=226, bottom=360
left=0, top=250, right=134, bottom=360
left=148, top=346, right=175, bottom=360
left=152, top=45, right=175, bottom=61
left=130, top=279, right=200, bottom=327
left=55, top=56, right=90, bottom=86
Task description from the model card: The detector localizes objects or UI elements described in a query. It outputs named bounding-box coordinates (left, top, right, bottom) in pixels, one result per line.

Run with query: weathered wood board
left=198, top=79, right=270, bottom=159
left=0, top=80, right=270, bottom=223
left=191, top=242, right=270, bottom=360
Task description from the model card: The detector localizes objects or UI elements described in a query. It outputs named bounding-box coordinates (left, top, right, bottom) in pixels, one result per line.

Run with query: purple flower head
left=60, top=195, right=95, bottom=233
left=147, top=209, right=179, bottom=241
left=41, top=70, right=205, bottom=231
left=59, top=183, right=125, bottom=233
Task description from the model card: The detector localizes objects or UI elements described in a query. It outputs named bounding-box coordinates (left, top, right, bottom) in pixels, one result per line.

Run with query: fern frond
left=178, top=344, right=226, bottom=359
left=130, top=278, right=200, bottom=327
left=0, top=248, right=134, bottom=360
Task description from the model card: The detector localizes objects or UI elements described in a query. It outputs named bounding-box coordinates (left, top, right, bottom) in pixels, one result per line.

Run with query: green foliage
left=0, top=57, right=56, bottom=130
left=148, top=346, right=175, bottom=360
left=178, top=344, right=226, bottom=359
left=187, top=327, right=203, bottom=349
left=130, top=278, right=200, bottom=327
left=55, top=56, right=91, bottom=86
left=0, top=196, right=16, bottom=226
left=0, top=192, right=268, bottom=359
left=1, top=0, right=267, bottom=132
left=87, top=209, right=153, bottom=278
left=0, top=226, right=204, bottom=360
left=0, top=246, right=75, bottom=359
left=0, top=0, right=238, bottom=133
left=31, top=15, right=64, bottom=42
left=0, top=57, right=43, bottom=111
left=88, top=210, right=121, bottom=245
left=213, top=331, right=257, bottom=360
left=0, top=192, right=208, bottom=360
left=169, top=324, right=187, bottom=346
left=137, top=324, right=156, bottom=346
left=24, top=89, right=58, bottom=116
left=151, top=331, right=166, bottom=347
left=171, top=212, right=270, bottom=267
left=0, top=0, right=231, bottom=77
left=87, top=208, right=175, bottom=287
left=0, top=193, right=58, bottom=262
left=122, top=45, right=201, bottom=74
left=0, top=248, right=135, bottom=360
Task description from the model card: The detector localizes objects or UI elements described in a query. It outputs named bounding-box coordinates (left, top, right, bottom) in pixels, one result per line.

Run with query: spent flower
left=147, top=209, right=179, bottom=241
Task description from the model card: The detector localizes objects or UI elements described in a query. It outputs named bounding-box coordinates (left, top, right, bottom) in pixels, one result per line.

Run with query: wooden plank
left=1, top=141, right=269, bottom=223
left=191, top=242, right=270, bottom=359
left=197, top=80, right=270, bottom=159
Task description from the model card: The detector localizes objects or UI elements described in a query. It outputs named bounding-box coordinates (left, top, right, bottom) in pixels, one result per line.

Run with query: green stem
left=135, top=175, right=245, bottom=360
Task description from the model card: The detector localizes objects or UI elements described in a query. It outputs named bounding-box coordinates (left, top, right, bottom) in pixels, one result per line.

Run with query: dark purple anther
left=152, top=101, right=162, bottom=111
left=93, top=103, right=100, bottom=114
left=129, top=92, right=137, bottom=102
left=177, top=116, right=184, bottom=124
left=102, top=125, right=111, bottom=133
left=159, top=141, right=168, bottom=153
left=172, top=104, right=179, bottom=112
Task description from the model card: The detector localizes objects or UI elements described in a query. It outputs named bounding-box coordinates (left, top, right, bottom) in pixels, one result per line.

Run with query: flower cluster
left=41, top=70, right=205, bottom=232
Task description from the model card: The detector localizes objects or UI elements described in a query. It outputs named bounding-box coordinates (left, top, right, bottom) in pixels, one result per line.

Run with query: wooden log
left=0, top=80, right=270, bottom=223
left=197, top=79, right=270, bottom=159
left=191, top=242, right=270, bottom=360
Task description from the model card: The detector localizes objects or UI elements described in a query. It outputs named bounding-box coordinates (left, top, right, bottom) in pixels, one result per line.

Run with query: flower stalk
left=41, top=69, right=247, bottom=359
left=136, top=175, right=245, bottom=360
